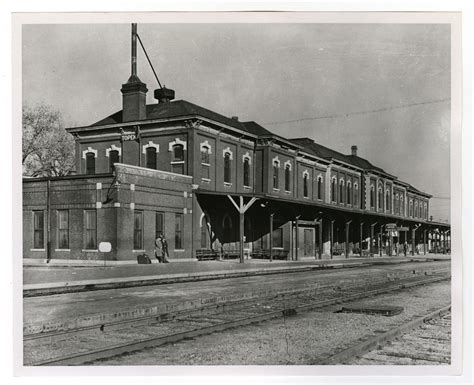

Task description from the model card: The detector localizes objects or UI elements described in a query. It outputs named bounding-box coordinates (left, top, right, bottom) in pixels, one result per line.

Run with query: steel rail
left=29, top=274, right=450, bottom=366
left=24, top=267, right=450, bottom=341
left=316, top=305, right=451, bottom=364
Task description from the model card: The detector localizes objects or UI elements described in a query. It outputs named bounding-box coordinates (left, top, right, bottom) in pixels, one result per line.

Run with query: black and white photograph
left=12, top=10, right=466, bottom=377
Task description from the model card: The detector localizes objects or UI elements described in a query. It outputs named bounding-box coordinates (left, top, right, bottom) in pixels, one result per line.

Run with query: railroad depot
left=22, top=25, right=451, bottom=264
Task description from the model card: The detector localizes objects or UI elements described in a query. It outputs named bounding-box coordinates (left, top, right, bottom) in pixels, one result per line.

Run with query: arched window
left=354, top=184, right=359, bottom=207
left=145, top=147, right=157, bottom=170
left=86, top=152, right=95, bottom=175
left=222, top=215, right=233, bottom=243
left=303, top=173, right=309, bottom=198
left=339, top=180, right=344, bottom=203
left=378, top=188, right=383, bottom=209
left=109, top=150, right=119, bottom=173
left=173, top=144, right=184, bottom=161
left=347, top=183, right=351, bottom=205
left=284, top=164, right=291, bottom=191
left=200, top=215, right=209, bottom=249
left=224, top=152, right=231, bottom=183
left=386, top=190, right=390, bottom=211
left=273, top=161, right=279, bottom=189
left=317, top=177, right=323, bottom=200
left=332, top=178, right=337, bottom=202
left=370, top=186, right=375, bottom=208
left=201, top=146, right=210, bottom=164
left=243, top=158, right=250, bottom=187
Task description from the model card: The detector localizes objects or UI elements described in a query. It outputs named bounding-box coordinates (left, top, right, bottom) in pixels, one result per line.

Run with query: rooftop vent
left=231, top=116, right=239, bottom=121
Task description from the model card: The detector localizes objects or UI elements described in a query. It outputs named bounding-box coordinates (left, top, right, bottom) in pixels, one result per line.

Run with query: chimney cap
left=351, top=145, right=358, bottom=156
left=154, top=87, right=175, bottom=103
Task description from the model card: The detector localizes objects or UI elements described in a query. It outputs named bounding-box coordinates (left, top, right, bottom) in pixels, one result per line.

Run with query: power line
left=264, top=98, right=450, bottom=125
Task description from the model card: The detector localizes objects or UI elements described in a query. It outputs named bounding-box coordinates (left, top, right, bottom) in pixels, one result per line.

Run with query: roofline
left=66, top=114, right=259, bottom=141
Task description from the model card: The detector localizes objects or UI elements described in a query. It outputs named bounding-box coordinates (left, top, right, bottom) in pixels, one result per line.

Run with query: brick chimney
left=351, top=145, right=358, bottom=156
left=121, top=24, right=148, bottom=122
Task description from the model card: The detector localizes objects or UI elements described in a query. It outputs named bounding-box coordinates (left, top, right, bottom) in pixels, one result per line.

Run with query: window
left=339, top=180, right=344, bottom=203
left=172, top=144, right=185, bottom=174
left=175, top=213, right=184, bottom=249
left=386, top=190, right=390, bottom=211
left=201, top=146, right=210, bottom=164
left=33, top=211, right=44, bottom=249
left=273, top=161, right=279, bottom=189
left=317, top=177, right=322, bottom=200
left=201, top=147, right=210, bottom=179
left=57, top=210, right=69, bottom=249
left=395, top=194, right=399, bottom=215
left=224, top=152, right=231, bottom=183
left=415, top=202, right=419, bottom=218
left=332, top=179, right=337, bottom=202
left=109, top=150, right=119, bottom=173
left=370, top=186, right=375, bottom=208
left=284, top=164, right=291, bottom=191
left=243, top=158, right=250, bottom=187
left=272, top=227, right=283, bottom=248
left=84, top=210, right=97, bottom=249
left=400, top=195, right=404, bottom=215
left=155, top=211, right=164, bottom=239
left=354, top=184, right=359, bottom=207
left=86, top=152, right=95, bottom=175
left=425, top=203, right=428, bottom=219
left=133, top=211, right=143, bottom=250
left=173, top=144, right=184, bottom=161
left=347, top=183, right=351, bottom=205
left=146, top=147, right=157, bottom=170
left=409, top=200, right=413, bottom=217
left=303, top=173, right=309, bottom=198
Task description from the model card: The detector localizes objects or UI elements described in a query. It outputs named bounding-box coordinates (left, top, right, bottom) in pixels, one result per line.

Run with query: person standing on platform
left=154, top=234, right=164, bottom=263
left=161, top=234, right=170, bottom=263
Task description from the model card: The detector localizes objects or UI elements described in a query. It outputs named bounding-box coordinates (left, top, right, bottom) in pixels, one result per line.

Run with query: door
left=303, top=228, right=314, bottom=256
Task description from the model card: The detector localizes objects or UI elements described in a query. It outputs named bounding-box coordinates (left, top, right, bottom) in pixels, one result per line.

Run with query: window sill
left=82, top=249, right=99, bottom=252
left=174, top=249, right=185, bottom=252
left=284, top=190, right=291, bottom=194
left=201, top=163, right=211, bottom=167
left=55, top=249, right=70, bottom=252
left=243, top=185, right=252, bottom=189
left=30, top=249, right=45, bottom=252
left=132, top=250, right=146, bottom=253
left=273, top=188, right=280, bottom=192
left=303, top=196, right=309, bottom=199
left=171, top=161, right=185, bottom=165
left=201, top=178, right=211, bottom=182
left=223, top=182, right=232, bottom=187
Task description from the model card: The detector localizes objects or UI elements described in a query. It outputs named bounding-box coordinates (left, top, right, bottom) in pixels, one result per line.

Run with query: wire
left=135, top=33, right=163, bottom=89
left=264, top=98, right=451, bottom=125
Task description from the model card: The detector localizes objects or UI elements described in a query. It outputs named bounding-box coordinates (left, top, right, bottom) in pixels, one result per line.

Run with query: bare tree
left=22, top=104, right=75, bottom=177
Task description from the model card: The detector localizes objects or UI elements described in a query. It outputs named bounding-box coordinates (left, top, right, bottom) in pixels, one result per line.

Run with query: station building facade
left=22, top=48, right=450, bottom=263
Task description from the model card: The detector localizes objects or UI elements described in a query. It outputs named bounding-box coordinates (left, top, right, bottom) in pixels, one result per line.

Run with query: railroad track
left=322, top=307, right=451, bottom=365
left=24, top=270, right=450, bottom=366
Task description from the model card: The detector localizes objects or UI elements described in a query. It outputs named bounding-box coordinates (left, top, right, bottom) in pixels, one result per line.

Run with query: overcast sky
left=22, top=23, right=451, bottom=221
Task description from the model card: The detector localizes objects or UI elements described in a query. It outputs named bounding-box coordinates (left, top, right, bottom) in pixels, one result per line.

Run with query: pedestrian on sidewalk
left=154, top=234, right=165, bottom=263
left=160, top=234, right=170, bottom=263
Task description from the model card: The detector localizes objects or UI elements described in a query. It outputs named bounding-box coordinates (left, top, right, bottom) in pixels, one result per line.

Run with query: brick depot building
left=23, top=30, right=451, bottom=264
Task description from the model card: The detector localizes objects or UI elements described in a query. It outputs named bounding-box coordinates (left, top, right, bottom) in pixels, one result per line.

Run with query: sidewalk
left=23, top=253, right=450, bottom=296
